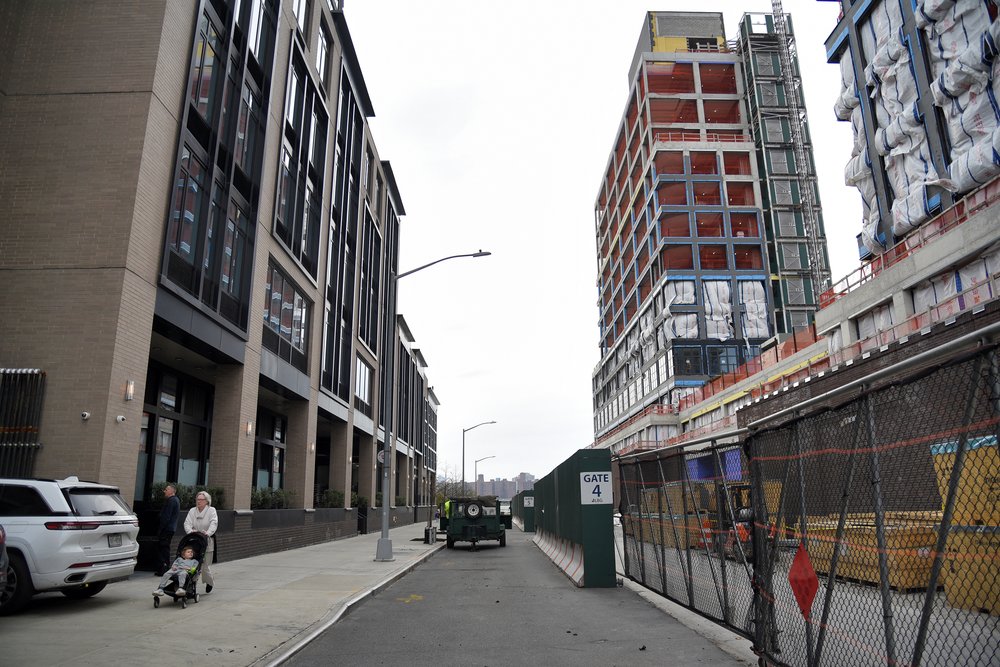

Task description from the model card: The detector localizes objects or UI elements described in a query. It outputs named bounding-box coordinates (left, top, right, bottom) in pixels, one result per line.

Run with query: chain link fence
left=618, top=345, right=999, bottom=665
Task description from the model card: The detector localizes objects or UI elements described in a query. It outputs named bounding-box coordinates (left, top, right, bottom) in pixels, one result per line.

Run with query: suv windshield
left=66, top=489, right=132, bottom=516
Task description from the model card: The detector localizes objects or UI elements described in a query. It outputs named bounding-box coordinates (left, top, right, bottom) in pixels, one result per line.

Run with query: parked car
left=0, top=476, right=140, bottom=615
left=0, top=523, right=8, bottom=590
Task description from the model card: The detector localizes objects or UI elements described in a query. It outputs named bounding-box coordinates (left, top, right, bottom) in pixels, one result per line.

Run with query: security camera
left=115, top=415, right=127, bottom=424
left=81, top=412, right=91, bottom=421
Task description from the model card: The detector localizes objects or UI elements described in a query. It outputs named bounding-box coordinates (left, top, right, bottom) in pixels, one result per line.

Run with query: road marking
left=396, top=594, right=424, bottom=604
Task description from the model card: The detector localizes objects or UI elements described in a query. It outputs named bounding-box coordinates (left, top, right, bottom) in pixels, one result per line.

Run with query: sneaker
left=153, top=589, right=163, bottom=596
left=205, top=584, right=213, bottom=593
left=175, top=588, right=186, bottom=596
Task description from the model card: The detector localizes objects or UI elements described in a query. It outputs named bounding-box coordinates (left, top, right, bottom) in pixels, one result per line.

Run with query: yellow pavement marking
left=396, top=594, right=424, bottom=604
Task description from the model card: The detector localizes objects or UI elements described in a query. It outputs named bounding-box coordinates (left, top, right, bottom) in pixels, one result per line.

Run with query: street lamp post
left=462, top=420, right=497, bottom=495
left=474, top=455, right=495, bottom=496
left=375, top=250, right=492, bottom=563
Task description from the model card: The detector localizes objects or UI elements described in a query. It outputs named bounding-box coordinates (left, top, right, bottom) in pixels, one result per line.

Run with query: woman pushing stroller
left=184, top=490, right=218, bottom=594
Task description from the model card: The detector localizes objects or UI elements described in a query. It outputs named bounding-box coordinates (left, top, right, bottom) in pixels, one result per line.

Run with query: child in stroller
left=152, top=532, right=207, bottom=608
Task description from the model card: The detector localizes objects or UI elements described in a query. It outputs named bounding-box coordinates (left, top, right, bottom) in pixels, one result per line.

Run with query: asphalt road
left=287, top=529, right=745, bottom=666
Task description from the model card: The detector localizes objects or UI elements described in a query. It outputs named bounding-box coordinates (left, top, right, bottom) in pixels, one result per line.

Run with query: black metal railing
left=0, top=368, right=45, bottom=478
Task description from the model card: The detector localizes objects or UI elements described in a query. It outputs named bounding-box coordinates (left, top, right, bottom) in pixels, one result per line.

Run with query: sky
left=341, top=0, right=860, bottom=483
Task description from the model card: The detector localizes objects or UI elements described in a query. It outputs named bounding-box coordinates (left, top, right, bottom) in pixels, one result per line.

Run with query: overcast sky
left=342, top=0, right=859, bottom=483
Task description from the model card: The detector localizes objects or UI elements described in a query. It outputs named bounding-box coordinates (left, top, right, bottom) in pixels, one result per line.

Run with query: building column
left=329, top=419, right=350, bottom=507
left=284, top=398, right=317, bottom=509
left=357, top=431, right=376, bottom=507
left=209, top=363, right=258, bottom=510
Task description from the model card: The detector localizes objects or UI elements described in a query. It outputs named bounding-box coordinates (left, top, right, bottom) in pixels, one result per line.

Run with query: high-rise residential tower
left=592, top=11, right=828, bottom=448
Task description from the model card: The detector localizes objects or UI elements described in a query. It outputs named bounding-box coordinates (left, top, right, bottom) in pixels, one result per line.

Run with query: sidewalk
left=3, top=522, right=443, bottom=667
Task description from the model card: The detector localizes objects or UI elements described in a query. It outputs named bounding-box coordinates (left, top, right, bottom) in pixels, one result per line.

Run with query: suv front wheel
left=61, top=581, right=108, bottom=599
left=0, top=553, right=34, bottom=615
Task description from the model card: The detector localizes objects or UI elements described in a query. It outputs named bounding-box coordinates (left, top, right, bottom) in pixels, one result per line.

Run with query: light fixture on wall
left=310, top=442, right=315, bottom=453
left=124, top=380, right=135, bottom=401
left=246, top=420, right=254, bottom=436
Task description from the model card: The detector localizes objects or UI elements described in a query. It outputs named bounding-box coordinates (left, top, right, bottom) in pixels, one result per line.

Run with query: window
left=730, top=213, right=759, bottom=238
left=707, top=347, right=739, bottom=376
left=262, top=263, right=310, bottom=372
left=656, top=181, right=687, bottom=207
left=316, top=26, right=330, bottom=87
left=355, top=358, right=373, bottom=417
left=646, top=62, right=695, bottom=94
left=660, top=212, right=690, bottom=237
left=788, top=310, right=811, bottom=329
left=696, top=213, right=724, bottom=237
left=699, top=63, right=737, bottom=94
left=654, top=151, right=684, bottom=175
left=723, top=152, right=752, bottom=175
left=253, top=410, right=286, bottom=490
left=234, top=84, right=262, bottom=175
left=673, top=347, right=704, bottom=376
left=292, top=0, right=308, bottom=32
left=726, top=182, right=755, bottom=206
left=690, top=152, right=718, bottom=174
left=650, top=98, right=698, bottom=124
left=166, top=146, right=208, bottom=288
left=663, top=245, right=694, bottom=270
left=703, top=100, right=741, bottom=124
left=734, top=245, right=764, bottom=270
left=693, top=182, right=722, bottom=206
left=699, top=245, right=728, bottom=270
left=189, top=13, right=222, bottom=122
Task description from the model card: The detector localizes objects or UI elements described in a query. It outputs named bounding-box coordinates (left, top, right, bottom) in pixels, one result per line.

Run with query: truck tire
left=466, top=501, right=483, bottom=519
left=446, top=537, right=454, bottom=549
left=0, top=552, right=34, bottom=615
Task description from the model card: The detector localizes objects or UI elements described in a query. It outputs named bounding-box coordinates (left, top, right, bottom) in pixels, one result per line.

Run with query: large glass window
left=235, top=84, right=262, bottom=176
left=166, top=147, right=208, bottom=288
left=254, top=410, right=286, bottom=490
left=190, top=13, right=222, bottom=121
left=355, top=358, right=373, bottom=417
left=316, top=25, right=330, bottom=87
left=673, top=347, right=703, bottom=376
left=263, top=263, right=310, bottom=372
left=707, top=346, right=739, bottom=376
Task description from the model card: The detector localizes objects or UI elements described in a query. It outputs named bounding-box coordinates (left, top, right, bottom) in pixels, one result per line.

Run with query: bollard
left=424, top=526, right=436, bottom=544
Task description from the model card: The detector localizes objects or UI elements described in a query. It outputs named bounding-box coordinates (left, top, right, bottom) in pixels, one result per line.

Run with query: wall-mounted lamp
left=246, top=420, right=254, bottom=436
left=310, top=442, right=315, bottom=453
left=125, top=380, right=135, bottom=402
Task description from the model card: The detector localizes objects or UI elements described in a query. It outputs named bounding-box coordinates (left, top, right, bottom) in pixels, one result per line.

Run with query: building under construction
left=591, top=11, right=829, bottom=447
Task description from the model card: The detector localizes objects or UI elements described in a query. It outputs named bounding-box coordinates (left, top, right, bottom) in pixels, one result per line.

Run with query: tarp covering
left=703, top=280, right=734, bottom=340
left=738, top=280, right=770, bottom=339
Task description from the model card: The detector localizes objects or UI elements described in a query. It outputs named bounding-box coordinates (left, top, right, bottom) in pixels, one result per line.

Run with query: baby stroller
left=153, top=532, right=207, bottom=609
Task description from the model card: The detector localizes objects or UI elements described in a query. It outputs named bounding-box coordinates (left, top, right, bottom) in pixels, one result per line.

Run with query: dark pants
left=157, top=532, right=174, bottom=574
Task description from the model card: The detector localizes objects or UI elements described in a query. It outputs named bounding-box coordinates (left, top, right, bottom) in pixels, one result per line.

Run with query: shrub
left=316, top=489, right=344, bottom=508
left=351, top=493, right=369, bottom=509
left=395, top=496, right=407, bottom=507
left=250, top=487, right=294, bottom=509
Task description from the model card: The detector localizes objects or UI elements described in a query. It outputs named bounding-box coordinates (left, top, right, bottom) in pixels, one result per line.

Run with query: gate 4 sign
left=580, top=472, right=612, bottom=504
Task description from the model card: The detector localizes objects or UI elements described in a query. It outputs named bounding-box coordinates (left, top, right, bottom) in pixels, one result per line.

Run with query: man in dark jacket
left=157, top=484, right=180, bottom=575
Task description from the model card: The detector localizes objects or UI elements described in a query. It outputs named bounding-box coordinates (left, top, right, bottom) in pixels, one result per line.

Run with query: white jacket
left=184, top=505, right=218, bottom=548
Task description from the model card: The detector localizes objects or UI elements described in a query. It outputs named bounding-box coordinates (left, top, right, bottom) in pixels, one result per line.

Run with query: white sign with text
left=580, top=472, right=612, bottom=504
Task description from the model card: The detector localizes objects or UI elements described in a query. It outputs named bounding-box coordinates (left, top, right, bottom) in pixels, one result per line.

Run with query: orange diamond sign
left=788, top=540, right=819, bottom=620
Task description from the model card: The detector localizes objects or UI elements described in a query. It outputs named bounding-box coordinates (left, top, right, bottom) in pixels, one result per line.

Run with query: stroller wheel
left=181, top=598, right=187, bottom=609
left=194, top=593, right=200, bottom=603
left=153, top=597, right=160, bottom=608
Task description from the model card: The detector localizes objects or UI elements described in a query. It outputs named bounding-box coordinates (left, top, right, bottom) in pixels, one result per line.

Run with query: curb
left=254, top=541, right=446, bottom=666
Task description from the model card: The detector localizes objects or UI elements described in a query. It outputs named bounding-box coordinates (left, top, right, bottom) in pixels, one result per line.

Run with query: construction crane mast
left=771, top=0, right=829, bottom=301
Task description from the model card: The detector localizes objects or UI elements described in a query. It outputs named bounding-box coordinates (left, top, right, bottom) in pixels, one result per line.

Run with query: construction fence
left=618, top=341, right=999, bottom=666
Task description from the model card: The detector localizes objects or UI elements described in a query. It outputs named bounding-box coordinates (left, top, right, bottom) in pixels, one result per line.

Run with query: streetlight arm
left=463, top=420, right=497, bottom=435
left=397, top=251, right=491, bottom=280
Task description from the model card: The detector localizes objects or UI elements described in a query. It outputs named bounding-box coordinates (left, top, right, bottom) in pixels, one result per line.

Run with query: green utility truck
left=442, top=496, right=506, bottom=550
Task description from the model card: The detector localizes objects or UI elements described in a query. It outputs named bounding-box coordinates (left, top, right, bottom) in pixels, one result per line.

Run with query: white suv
left=0, top=476, right=140, bottom=614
